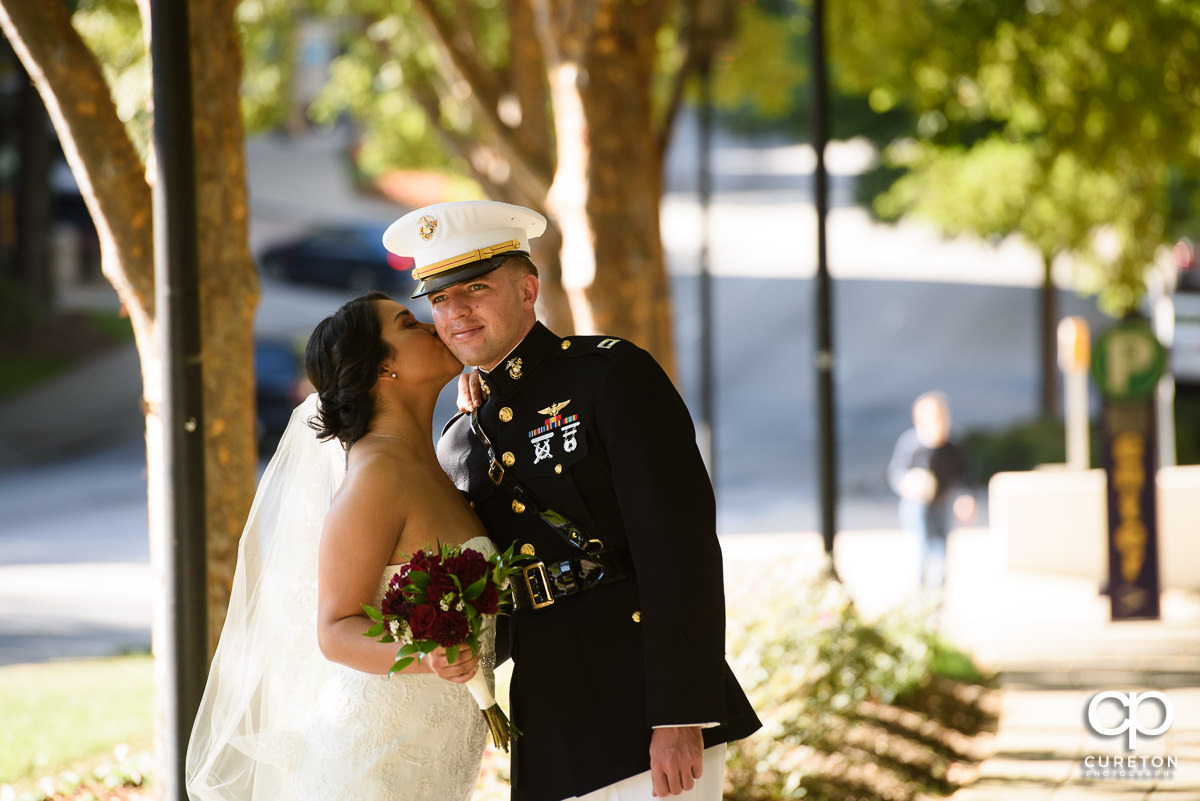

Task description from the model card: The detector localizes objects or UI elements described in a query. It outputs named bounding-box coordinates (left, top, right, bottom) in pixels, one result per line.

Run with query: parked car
left=258, top=222, right=416, bottom=294
left=255, top=337, right=312, bottom=455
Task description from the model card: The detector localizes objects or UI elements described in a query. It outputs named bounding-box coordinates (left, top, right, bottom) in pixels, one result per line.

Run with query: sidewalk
left=724, top=528, right=1200, bottom=801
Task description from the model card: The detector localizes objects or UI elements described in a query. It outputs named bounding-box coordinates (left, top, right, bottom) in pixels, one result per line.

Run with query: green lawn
left=0, top=655, right=154, bottom=790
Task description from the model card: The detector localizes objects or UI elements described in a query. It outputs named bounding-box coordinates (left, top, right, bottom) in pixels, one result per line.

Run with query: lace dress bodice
left=292, top=535, right=496, bottom=801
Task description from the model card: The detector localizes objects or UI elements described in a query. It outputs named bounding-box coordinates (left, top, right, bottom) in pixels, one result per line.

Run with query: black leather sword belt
left=470, top=410, right=632, bottom=612
left=513, top=546, right=634, bottom=611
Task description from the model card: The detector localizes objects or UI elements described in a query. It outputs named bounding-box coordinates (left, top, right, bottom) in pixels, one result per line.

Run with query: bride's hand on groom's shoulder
left=427, top=644, right=480, bottom=684
left=456, top=370, right=485, bottom=413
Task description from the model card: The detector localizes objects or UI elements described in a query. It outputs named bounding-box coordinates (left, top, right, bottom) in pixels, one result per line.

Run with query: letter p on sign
left=1091, top=321, right=1166, bottom=401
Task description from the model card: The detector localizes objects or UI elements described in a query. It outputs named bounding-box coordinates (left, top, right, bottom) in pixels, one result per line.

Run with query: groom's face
left=428, top=262, right=539, bottom=371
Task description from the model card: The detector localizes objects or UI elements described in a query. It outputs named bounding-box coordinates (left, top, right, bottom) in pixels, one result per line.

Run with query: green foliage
left=298, top=0, right=509, bottom=181
left=0, top=275, right=40, bottom=335
left=1174, top=385, right=1200, bottom=466
left=724, top=562, right=990, bottom=800
left=964, top=417, right=1079, bottom=482
left=84, top=310, right=135, bottom=344
left=70, top=0, right=151, bottom=161
left=965, top=417, right=1068, bottom=481
left=0, top=655, right=153, bottom=790
left=712, top=0, right=912, bottom=145
left=923, top=633, right=986, bottom=685
left=830, top=0, right=1200, bottom=313
left=237, top=0, right=300, bottom=133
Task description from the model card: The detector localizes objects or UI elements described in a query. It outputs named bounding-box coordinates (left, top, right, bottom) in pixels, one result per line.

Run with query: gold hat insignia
left=538, top=400, right=572, bottom=416
left=418, top=215, right=438, bottom=240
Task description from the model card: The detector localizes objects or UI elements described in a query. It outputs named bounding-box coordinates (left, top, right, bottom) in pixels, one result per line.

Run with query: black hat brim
left=409, top=252, right=527, bottom=299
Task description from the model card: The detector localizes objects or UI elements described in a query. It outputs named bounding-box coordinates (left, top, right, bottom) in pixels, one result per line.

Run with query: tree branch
left=656, top=0, right=734, bottom=160
left=507, top=0, right=554, bottom=179
left=411, top=0, right=553, bottom=194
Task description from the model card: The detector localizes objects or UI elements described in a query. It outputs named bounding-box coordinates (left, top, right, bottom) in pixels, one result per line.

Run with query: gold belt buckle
left=522, top=562, right=554, bottom=609
left=488, top=459, right=505, bottom=486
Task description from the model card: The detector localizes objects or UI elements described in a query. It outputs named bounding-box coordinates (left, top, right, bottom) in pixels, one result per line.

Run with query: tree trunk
left=1040, top=250, right=1059, bottom=419
left=537, top=0, right=676, bottom=374
left=190, top=0, right=260, bottom=653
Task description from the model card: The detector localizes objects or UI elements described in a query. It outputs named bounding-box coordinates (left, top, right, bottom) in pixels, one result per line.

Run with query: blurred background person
left=887, top=391, right=976, bottom=601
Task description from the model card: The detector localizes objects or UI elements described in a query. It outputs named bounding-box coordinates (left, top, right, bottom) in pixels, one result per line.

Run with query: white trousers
left=564, top=744, right=727, bottom=801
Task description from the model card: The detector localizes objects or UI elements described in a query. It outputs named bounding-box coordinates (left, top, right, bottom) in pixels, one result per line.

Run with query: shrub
left=723, top=561, right=993, bottom=801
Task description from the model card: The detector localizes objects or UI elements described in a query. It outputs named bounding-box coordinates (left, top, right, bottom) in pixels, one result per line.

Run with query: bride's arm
left=314, top=456, right=479, bottom=682
left=315, top=455, right=428, bottom=674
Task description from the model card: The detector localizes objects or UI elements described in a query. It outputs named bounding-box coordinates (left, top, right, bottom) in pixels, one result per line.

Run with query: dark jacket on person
left=438, top=322, right=761, bottom=801
left=886, top=427, right=970, bottom=506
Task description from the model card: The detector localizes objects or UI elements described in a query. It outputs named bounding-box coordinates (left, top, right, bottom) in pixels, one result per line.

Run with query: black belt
left=513, top=546, right=633, bottom=611
left=471, top=409, right=632, bottom=611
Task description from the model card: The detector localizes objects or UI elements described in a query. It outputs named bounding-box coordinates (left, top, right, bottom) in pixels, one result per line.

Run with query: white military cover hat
left=383, top=200, right=547, bottom=298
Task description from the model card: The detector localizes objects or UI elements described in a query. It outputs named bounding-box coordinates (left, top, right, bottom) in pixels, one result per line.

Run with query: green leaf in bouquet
left=364, top=622, right=387, bottom=638
left=446, top=644, right=459, bottom=664
left=363, top=604, right=384, bottom=622
left=397, top=643, right=423, bottom=659
left=388, top=656, right=415, bottom=676
left=462, top=574, right=486, bottom=600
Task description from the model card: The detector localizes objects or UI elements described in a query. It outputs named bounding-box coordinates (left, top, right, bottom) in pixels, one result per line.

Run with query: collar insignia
left=506, top=357, right=524, bottom=380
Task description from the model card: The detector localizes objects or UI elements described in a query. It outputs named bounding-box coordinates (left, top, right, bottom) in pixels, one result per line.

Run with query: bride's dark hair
left=305, top=290, right=394, bottom=447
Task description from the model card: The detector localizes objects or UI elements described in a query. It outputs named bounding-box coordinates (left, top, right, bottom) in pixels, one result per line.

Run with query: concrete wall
left=989, top=465, right=1200, bottom=591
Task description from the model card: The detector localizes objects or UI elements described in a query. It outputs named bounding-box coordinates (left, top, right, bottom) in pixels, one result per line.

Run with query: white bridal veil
left=186, top=394, right=346, bottom=801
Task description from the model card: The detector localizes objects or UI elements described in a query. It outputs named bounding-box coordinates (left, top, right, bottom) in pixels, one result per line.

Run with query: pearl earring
left=390, top=372, right=397, bottom=379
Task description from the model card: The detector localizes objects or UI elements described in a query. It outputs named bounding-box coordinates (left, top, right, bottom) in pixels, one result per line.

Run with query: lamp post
left=150, top=1, right=208, bottom=796
left=811, top=0, right=838, bottom=567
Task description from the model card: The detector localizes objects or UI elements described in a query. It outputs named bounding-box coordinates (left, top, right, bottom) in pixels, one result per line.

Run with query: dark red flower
left=470, top=582, right=500, bottom=615
left=447, top=549, right=488, bottom=586
left=408, top=604, right=439, bottom=639
left=380, top=582, right=414, bottom=618
left=425, top=562, right=458, bottom=598
left=408, top=549, right=434, bottom=573
left=428, top=608, right=470, bottom=646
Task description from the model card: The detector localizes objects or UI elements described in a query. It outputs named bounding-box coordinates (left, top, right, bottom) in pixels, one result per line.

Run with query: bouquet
left=363, top=541, right=526, bottom=751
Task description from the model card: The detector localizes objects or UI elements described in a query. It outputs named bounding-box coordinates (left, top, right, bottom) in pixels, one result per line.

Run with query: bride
left=187, top=291, right=494, bottom=801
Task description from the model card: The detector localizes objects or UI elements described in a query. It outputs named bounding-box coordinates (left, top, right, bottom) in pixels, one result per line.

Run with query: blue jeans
left=899, top=498, right=951, bottom=593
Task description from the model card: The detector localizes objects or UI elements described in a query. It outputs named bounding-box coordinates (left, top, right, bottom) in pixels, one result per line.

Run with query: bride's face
left=373, top=299, right=463, bottom=384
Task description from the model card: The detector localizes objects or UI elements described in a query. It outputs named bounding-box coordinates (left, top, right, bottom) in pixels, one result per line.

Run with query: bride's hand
left=456, top=370, right=485, bottom=413
left=427, top=644, right=479, bottom=683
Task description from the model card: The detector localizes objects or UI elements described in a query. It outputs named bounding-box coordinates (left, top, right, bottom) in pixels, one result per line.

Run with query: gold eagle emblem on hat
left=418, top=215, right=438, bottom=240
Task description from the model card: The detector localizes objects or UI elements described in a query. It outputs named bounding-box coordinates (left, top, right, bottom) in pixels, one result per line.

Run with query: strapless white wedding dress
left=292, top=535, right=495, bottom=801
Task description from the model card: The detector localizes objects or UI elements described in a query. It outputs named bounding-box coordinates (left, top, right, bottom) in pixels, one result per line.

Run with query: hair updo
left=305, top=290, right=393, bottom=447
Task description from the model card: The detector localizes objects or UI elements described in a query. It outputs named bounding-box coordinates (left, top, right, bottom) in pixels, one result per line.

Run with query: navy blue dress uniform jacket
left=437, top=323, right=761, bottom=801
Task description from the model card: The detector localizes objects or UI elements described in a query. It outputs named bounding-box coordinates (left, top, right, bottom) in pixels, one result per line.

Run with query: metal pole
left=150, top=1, right=208, bottom=797
left=811, top=0, right=838, bottom=563
left=697, top=58, right=716, bottom=482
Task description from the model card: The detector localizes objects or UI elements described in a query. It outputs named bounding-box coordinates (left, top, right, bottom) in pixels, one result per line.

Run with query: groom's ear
left=519, top=272, right=539, bottom=310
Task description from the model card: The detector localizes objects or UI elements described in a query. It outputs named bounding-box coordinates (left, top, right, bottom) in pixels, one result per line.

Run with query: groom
left=385, top=201, right=760, bottom=801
